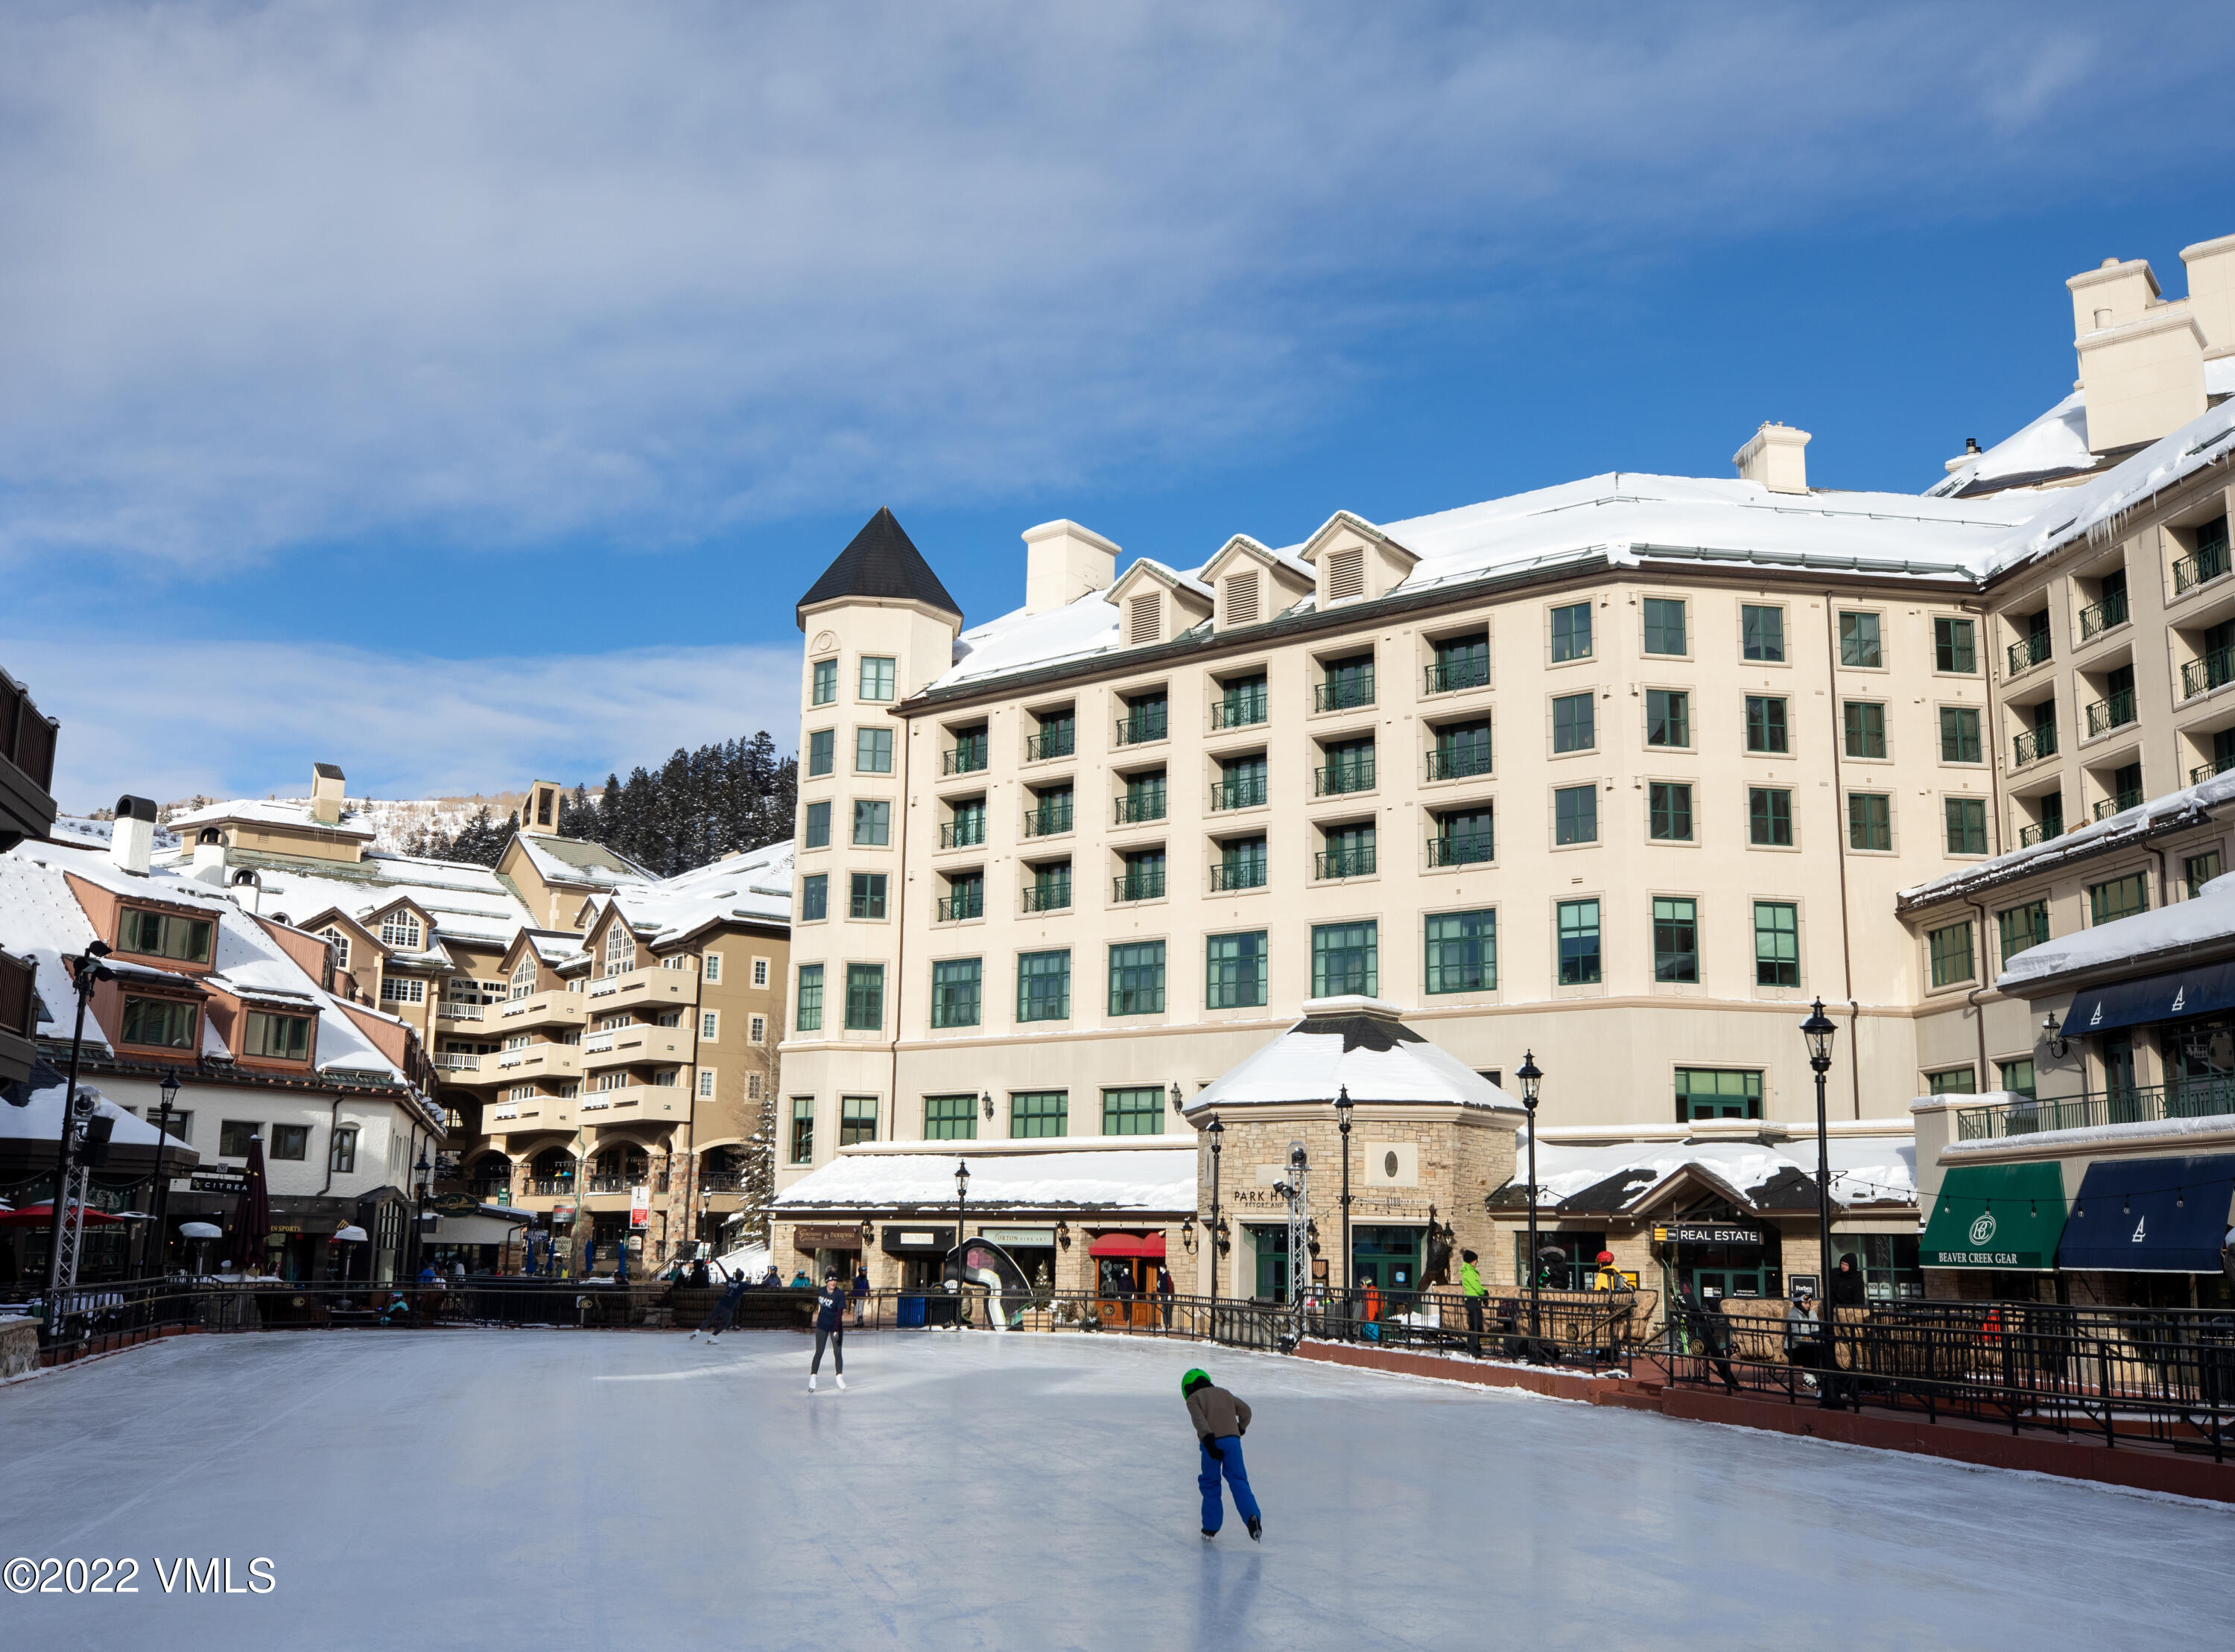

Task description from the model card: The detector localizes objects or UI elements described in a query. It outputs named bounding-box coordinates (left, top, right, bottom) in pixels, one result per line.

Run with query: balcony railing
left=467, top=1182, right=511, bottom=1203
left=2012, top=724, right=2057, bottom=767
left=2093, top=790, right=2143, bottom=820
left=939, top=816, right=986, bottom=848
left=1209, top=777, right=1267, bottom=811
left=1113, top=792, right=1167, bottom=825
left=2077, top=591, right=2128, bottom=640
left=1424, top=658, right=1490, bottom=694
left=2085, top=690, right=2136, bottom=737
left=1211, top=860, right=1266, bottom=892
left=2181, top=646, right=2235, bottom=700
left=2006, top=630, right=2052, bottom=678
left=2017, top=820, right=2061, bottom=847
left=1426, top=745, right=1492, bottom=782
left=1427, top=832, right=1494, bottom=867
left=1314, top=673, right=1375, bottom=713
left=1955, top=1079, right=2235, bottom=1142
left=0, top=949, right=34, bottom=1038
left=585, top=1175, right=643, bottom=1194
left=0, top=666, right=60, bottom=799
left=698, top=1172, right=746, bottom=1192
left=529, top=1178, right=574, bottom=1196
left=1314, top=758, right=1375, bottom=796
left=943, top=743, right=989, bottom=776
left=437, top=1001, right=486, bottom=1021
left=2193, top=754, right=2235, bottom=785
left=2174, top=539, right=2233, bottom=596
left=1114, top=710, right=1169, bottom=746
left=1022, top=803, right=1074, bottom=837
left=1315, top=845, right=1377, bottom=880
left=1112, top=871, right=1167, bottom=903
left=1021, top=883, right=1072, bottom=914
left=432, top=1054, right=483, bottom=1073
left=1211, top=692, right=1268, bottom=730
left=936, top=891, right=984, bottom=922
left=1026, top=728, right=1075, bottom=762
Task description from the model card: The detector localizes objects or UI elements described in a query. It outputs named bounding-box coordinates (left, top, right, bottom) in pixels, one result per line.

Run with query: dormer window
left=379, top=911, right=423, bottom=950
left=1223, top=571, right=1260, bottom=626
left=320, top=927, right=350, bottom=969
left=244, top=1010, right=313, bottom=1061
left=1325, top=548, right=1366, bottom=603
left=121, top=995, right=197, bottom=1049
left=1128, top=593, right=1162, bottom=646
left=603, top=927, right=633, bottom=977
left=510, top=954, right=537, bottom=999
left=118, top=907, right=213, bottom=965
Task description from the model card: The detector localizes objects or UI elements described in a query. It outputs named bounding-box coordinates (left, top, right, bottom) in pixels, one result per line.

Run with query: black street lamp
left=1515, top=1050, right=1543, bottom=1346
left=145, top=1068, right=183, bottom=1278
left=1800, top=998, right=1839, bottom=1383
left=1334, top=1084, right=1354, bottom=1334
left=1205, top=1116, right=1224, bottom=1320
left=952, top=1157, right=969, bottom=1329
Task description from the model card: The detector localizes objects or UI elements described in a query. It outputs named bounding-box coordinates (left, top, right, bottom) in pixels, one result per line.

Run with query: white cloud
left=1, top=1, right=2225, bottom=571
left=1, top=635, right=801, bottom=810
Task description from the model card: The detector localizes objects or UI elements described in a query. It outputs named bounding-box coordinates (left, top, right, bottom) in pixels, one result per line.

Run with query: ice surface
left=2, top=1331, right=2228, bottom=1649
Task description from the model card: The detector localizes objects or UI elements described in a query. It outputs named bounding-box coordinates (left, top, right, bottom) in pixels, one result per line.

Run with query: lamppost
left=145, top=1068, right=183, bottom=1278
left=1800, top=1000, right=1839, bottom=1365
left=408, top=1145, right=434, bottom=1280
left=952, top=1157, right=969, bottom=1329
left=1334, top=1084, right=1354, bottom=1329
left=1206, top=1116, right=1224, bottom=1321
left=43, top=941, right=114, bottom=1311
left=1515, top=1050, right=1543, bottom=1346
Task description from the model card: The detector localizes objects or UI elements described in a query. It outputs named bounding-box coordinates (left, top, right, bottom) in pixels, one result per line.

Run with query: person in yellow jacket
left=1459, top=1249, right=1486, bottom=1355
left=1591, top=1250, right=1627, bottom=1292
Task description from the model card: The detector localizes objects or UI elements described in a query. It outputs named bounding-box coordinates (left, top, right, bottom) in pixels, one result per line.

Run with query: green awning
left=1920, top=1163, right=2068, bottom=1271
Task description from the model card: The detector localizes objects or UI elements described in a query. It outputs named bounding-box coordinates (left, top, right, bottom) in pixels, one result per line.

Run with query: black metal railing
left=0, top=947, right=34, bottom=1038
left=1315, top=673, right=1375, bottom=713
left=1113, top=871, right=1167, bottom=903
left=529, top=1178, right=573, bottom=1195
left=1209, top=777, right=1267, bottom=810
left=1114, top=792, right=1167, bottom=825
left=1424, top=657, right=1490, bottom=694
left=2175, top=539, right=2233, bottom=596
left=2006, top=629, right=2052, bottom=677
left=2183, top=646, right=2235, bottom=700
left=2078, top=591, right=2128, bottom=640
left=2085, top=690, right=2136, bottom=737
left=2093, top=790, right=2143, bottom=820
left=1427, top=832, right=1494, bottom=867
left=1115, top=710, right=1169, bottom=746
left=1426, top=745, right=1492, bottom=781
left=942, top=743, right=989, bottom=775
left=1314, top=757, right=1375, bottom=795
left=1025, top=728, right=1075, bottom=762
left=1211, top=692, right=1268, bottom=730
left=1315, top=845, right=1376, bottom=880
left=1022, top=803, right=1073, bottom=837
left=2013, top=724, right=2057, bottom=766
left=1021, top=883, right=1071, bottom=913
left=2017, top=820, right=2061, bottom=846
left=1211, top=860, right=1266, bottom=892
left=939, top=817, right=986, bottom=848
left=936, top=891, right=984, bottom=922
left=1956, top=1078, right=2235, bottom=1140
left=2193, top=754, right=2235, bottom=785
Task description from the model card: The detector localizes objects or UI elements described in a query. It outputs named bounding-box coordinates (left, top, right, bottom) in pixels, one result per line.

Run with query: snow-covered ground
left=1, top=1332, right=2226, bottom=1648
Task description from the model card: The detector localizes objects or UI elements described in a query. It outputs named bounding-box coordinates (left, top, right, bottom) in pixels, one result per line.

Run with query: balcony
left=578, top=1083, right=672, bottom=1113
left=436, top=1000, right=487, bottom=1023
left=1425, top=745, right=1492, bottom=782
left=1026, top=728, right=1075, bottom=762
left=2093, top=790, right=2143, bottom=821
left=0, top=948, right=35, bottom=1082
left=1315, top=673, right=1375, bottom=714
left=942, top=743, right=989, bottom=776
left=1208, top=777, right=1267, bottom=811
left=582, top=1027, right=687, bottom=1070
left=1427, top=832, right=1494, bottom=868
left=1210, top=860, right=1266, bottom=892
left=527, top=1178, right=575, bottom=1197
left=495, top=1043, right=585, bottom=1081
left=1424, top=658, right=1490, bottom=695
left=698, top=1172, right=747, bottom=1192
left=1315, top=845, right=1377, bottom=880
left=2182, top=646, right=2235, bottom=701
left=1021, top=802, right=1074, bottom=838
left=939, top=816, right=986, bottom=848
left=2012, top=725, right=2057, bottom=768
left=1314, top=757, right=1375, bottom=796
left=1113, top=792, right=1167, bottom=825
left=1112, top=871, right=1166, bottom=903
left=1021, top=883, right=1071, bottom=914
left=1211, top=691, right=1268, bottom=731
left=2084, top=690, right=2136, bottom=737
left=2017, top=821, right=2061, bottom=847
left=2078, top=591, right=2128, bottom=641
left=498, top=989, right=589, bottom=1030
left=433, top=1053, right=484, bottom=1074
left=0, top=664, right=60, bottom=849
left=2175, top=539, right=2232, bottom=596
left=467, top=1181, right=511, bottom=1204
left=584, top=964, right=698, bottom=1008
left=2006, top=631, right=2052, bottom=679
left=2193, top=754, right=2235, bottom=786
left=1113, top=709, right=1169, bottom=747
left=1955, top=1079, right=2235, bottom=1142
left=936, top=890, right=984, bottom=922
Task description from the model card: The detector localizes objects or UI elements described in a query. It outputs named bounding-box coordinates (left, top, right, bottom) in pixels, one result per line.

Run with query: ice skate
left=1246, top=1517, right=1261, bottom=1542
left=1200, top=1530, right=1216, bottom=1540
left=834, top=1373, right=846, bottom=1390
left=808, top=1373, right=817, bottom=1391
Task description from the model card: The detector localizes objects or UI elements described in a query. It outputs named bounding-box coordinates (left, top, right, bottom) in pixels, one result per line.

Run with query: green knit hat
left=1181, top=1367, right=1211, bottom=1397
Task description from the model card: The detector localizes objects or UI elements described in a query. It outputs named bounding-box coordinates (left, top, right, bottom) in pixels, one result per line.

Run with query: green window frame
left=840, top=1095, right=878, bottom=1147
left=1310, top=921, right=1378, bottom=998
left=118, top=909, right=214, bottom=965
left=1676, top=1068, right=1760, bottom=1121
left=1643, top=597, right=1686, bottom=656
left=1848, top=792, right=1892, bottom=851
left=1554, top=784, right=1597, bottom=845
left=1652, top=896, right=1698, bottom=983
left=1101, top=1086, right=1164, bottom=1137
left=1108, top=941, right=1167, bottom=1016
left=1550, top=602, right=1593, bottom=662
left=931, top=959, right=981, bottom=1028
left=811, top=659, right=837, bottom=706
left=1217, top=836, right=1267, bottom=891
left=859, top=656, right=896, bottom=701
left=1926, top=1067, right=1976, bottom=1096
left=1996, top=1058, right=2037, bottom=1099
left=1648, top=781, right=1693, bottom=841
left=1742, top=604, right=1785, bottom=662
left=119, top=996, right=196, bottom=1049
left=789, top=1096, right=814, bottom=1163
left=1934, top=617, right=1976, bottom=674
left=1944, top=798, right=1988, bottom=856
left=1030, top=862, right=1072, bottom=912
left=795, top=965, right=823, bottom=1032
left=799, top=874, right=828, bottom=922
left=1433, top=807, right=1494, bottom=866
left=1010, top=1090, right=1068, bottom=1139
left=852, top=799, right=890, bottom=845
left=1927, top=921, right=1974, bottom=988
left=1552, top=692, right=1594, bottom=752
left=1646, top=689, right=1690, bottom=747
left=802, top=801, right=831, bottom=849
left=1843, top=701, right=1887, bottom=759
left=1939, top=706, right=1982, bottom=763
left=1749, top=787, right=1793, bottom=847
left=1424, top=909, right=1496, bottom=994
left=1839, top=611, right=1882, bottom=667
left=2089, top=873, right=2149, bottom=925
left=1431, top=720, right=1492, bottom=780
left=2187, top=851, right=2225, bottom=898
left=807, top=728, right=835, bottom=777
left=843, top=963, right=885, bottom=1031
left=1997, top=900, right=2048, bottom=967
left=1744, top=695, right=1788, bottom=753
left=849, top=871, right=888, bottom=919
left=1753, top=901, right=1798, bottom=988
left=855, top=727, right=894, bottom=774
left=1017, top=950, right=1071, bottom=1022
left=1556, top=899, right=1600, bottom=985
left=925, top=1093, right=977, bottom=1140
left=1206, top=931, right=1269, bottom=1008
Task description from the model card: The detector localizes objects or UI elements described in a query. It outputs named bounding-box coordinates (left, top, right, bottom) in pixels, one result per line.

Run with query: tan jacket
left=1186, top=1385, right=1252, bottom=1442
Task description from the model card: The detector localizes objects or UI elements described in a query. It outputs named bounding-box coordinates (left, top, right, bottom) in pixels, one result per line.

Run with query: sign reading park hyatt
left=1652, top=1223, right=1765, bottom=1247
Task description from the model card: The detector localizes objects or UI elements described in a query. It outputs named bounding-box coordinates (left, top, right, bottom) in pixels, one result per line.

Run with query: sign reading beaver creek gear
left=1652, top=1223, right=1764, bottom=1246
left=1918, top=1163, right=2067, bottom=1270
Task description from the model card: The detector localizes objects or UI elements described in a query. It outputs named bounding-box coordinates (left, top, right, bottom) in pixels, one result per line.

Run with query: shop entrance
left=1657, top=1216, right=1780, bottom=1301
left=1351, top=1226, right=1422, bottom=1295
left=1249, top=1224, right=1290, bottom=1302
left=1090, top=1233, right=1167, bottom=1327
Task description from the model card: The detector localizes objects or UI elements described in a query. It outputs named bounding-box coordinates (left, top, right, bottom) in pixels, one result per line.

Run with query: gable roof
left=1183, top=997, right=1524, bottom=1113
left=796, top=506, right=963, bottom=628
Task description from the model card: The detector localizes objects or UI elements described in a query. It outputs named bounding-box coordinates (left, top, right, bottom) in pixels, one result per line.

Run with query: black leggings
left=813, top=1326, right=843, bottom=1373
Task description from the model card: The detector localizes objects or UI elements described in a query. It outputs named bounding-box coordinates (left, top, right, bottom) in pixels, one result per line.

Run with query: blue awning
left=2058, top=959, right=2235, bottom=1038
left=2055, top=1154, right=2235, bottom=1274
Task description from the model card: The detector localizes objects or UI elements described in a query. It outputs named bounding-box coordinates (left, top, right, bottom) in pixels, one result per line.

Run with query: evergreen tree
left=554, top=733, right=796, bottom=876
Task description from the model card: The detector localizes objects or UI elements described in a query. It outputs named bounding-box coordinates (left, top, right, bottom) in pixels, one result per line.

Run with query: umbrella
left=0, top=1203, right=130, bottom=1227
left=331, top=1224, right=368, bottom=1242
left=178, top=1221, right=223, bottom=1239
left=232, top=1134, right=271, bottom=1260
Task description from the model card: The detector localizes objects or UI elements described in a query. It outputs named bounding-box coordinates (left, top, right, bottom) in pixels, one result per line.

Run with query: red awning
left=0, top=1204, right=133, bottom=1227
left=1087, top=1232, right=1166, bottom=1259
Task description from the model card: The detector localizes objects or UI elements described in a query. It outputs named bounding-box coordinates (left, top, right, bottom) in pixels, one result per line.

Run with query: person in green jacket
left=1459, top=1249, right=1486, bottom=1356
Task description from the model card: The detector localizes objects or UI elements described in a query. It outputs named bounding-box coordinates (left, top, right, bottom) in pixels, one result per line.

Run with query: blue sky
left=4, top=1, right=2234, bottom=809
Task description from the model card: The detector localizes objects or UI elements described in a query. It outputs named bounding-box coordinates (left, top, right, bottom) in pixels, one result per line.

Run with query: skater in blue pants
left=1182, top=1368, right=1261, bottom=1541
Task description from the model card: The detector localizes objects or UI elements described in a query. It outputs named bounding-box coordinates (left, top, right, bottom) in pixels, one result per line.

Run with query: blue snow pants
left=1198, top=1436, right=1261, bottom=1533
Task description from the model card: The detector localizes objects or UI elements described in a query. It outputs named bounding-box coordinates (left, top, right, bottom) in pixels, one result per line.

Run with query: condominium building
left=0, top=659, right=60, bottom=1089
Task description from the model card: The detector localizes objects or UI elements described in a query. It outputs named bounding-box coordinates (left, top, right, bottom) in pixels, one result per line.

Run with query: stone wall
left=0, top=1317, right=39, bottom=1382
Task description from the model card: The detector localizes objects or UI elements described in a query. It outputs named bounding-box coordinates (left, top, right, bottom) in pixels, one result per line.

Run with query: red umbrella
left=232, top=1134, right=272, bottom=1260
left=0, top=1203, right=130, bottom=1227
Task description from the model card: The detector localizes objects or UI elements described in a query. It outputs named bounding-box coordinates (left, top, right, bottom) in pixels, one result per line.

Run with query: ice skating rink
left=1, top=1329, right=2228, bottom=1651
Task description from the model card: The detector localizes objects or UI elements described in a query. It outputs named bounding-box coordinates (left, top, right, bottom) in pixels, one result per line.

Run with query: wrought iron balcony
left=2174, top=539, right=2232, bottom=596
left=1022, top=802, right=1074, bottom=837
left=2012, top=724, right=2057, bottom=767
left=2093, top=790, right=2143, bottom=821
left=2193, top=754, right=2235, bottom=786
left=1021, top=883, right=1071, bottom=914
left=1956, top=1079, right=2235, bottom=1142
left=1208, top=777, right=1267, bottom=811
left=1113, top=791, right=1167, bottom=825
left=1314, top=845, right=1376, bottom=880
left=1211, top=691, right=1268, bottom=730
left=936, top=890, right=984, bottom=922
left=1210, top=860, right=1266, bottom=892
left=2181, top=646, right=2235, bottom=701
left=1314, top=757, right=1375, bottom=795
left=2016, top=820, right=2061, bottom=847
left=2006, top=630, right=2052, bottom=678
left=1112, top=871, right=1167, bottom=903
left=939, top=816, right=986, bottom=848
left=1025, top=728, right=1075, bottom=762
left=2077, top=591, right=2128, bottom=640
left=942, top=743, right=989, bottom=776
left=1426, top=745, right=1492, bottom=781
left=1314, top=672, right=1375, bottom=713
left=1114, top=709, right=1169, bottom=746
left=2085, top=690, right=2136, bottom=737
left=1427, top=832, right=1494, bottom=867
left=1424, top=658, right=1490, bottom=694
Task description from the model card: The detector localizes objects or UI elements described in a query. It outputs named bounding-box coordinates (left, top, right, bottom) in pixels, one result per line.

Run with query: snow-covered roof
left=48, top=815, right=182, bottom=854
left=1524, top=1131, right=1915, bottom=1214
left=1997, top=870, right=2235, bottom=991
left=516, top=832, right=655, bottom=891
left=772, top=1137, right=1196, bottom=1213
left=248, top=855, right=528, bottom=950
left=1184, top=999, right=1524, bottom=1114
left=165, top=796, right=379, bottom=840
left=1930, top=358, right=2235, bottom=499
left=0, top=1081, right=201, bottom=1166
left=583, top=840, right=793, bottom=944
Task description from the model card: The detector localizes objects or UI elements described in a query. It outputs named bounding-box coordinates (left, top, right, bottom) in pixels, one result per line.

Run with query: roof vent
left=109, top=795, right=158, bottom=877
left=1325, top=548, right=1366, bottom=603
left=1127, top=593, right=1162, bottom=646
left=1733, top=423, right=1810, bottom=494
left=310, top=762, right=346, bottom=826
left=1223, top=571, right=1259, bottom=626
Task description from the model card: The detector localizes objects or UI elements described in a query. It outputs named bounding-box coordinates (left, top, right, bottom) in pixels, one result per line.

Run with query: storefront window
left=1675, top=1068, right=1760, bottom=1121
left=1845, top=1233, right=1923, bottom=1300
left=1514, top=1230, right=1606, bottom=1290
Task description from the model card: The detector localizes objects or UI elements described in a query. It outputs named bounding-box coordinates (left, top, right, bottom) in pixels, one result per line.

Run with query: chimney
left=2068, top=253, right=2206, bottom=454
left=1733, top=424, right=1810, bottom=494
left=109, top=795, right=158, bottom=877
left=310, top=762, right=346, bottom=827
left=2181, top=232, right=2235, bottom=360
left=191, top=828, right=226, bottom=881
left=1021, top=520, right=1119, bottom=616
left=524, top=780, right=562, bottom=838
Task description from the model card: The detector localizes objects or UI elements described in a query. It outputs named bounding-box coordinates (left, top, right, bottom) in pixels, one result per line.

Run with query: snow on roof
left=165, top=796, right=378, bottom=839
left=516, top=832, right=655, bottom=890
left=224, top=851, right=530, bottom=950
left=1986, top=387, right=2235, bottom=571
left=1997, top=870, right=2235, bottom=991
left=0, top=1081, right=202, bottom=1165
left=583, top=840, right=793, bottom=943
left=0, top=850, right=107, bottom=1042
left=523, top=930, right=586, bottom=965
left=1526, top=1131, right=1915, bottom=1213
left=1184, top=999, right=1524, bottom=1113
left=49, top=815, right=182, bottom=854
left=772, top=1138, right=1196, bottom=1213
left=1930, top=358, right=2235, bottom=499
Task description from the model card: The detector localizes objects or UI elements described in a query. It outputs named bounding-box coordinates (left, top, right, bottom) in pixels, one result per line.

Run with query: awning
left=1087, top=1232, right=1166, bottom=1259
left=2060, top=959, right=2235, bottom=1038
left=1920, top=1163, right=2067, bottom=1271
left=2055, top=1154, right=2235, bottom=1274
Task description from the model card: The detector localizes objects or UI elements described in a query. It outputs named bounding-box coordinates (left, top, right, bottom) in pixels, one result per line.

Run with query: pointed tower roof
left=1182, top=997, right=1524, bottom=1115
left=796, top=507, right=963, bottom=629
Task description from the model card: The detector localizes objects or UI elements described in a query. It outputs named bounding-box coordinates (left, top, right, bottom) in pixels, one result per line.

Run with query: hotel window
left=244, top=1011, right=312, bottom=1061
left=1939, top=707, right=1982, bottom=763
left=1102, top=1087, right=1164, bottom=1137
left=925, top=1093, right=977, bottom=1141
left=807, top=729, right=835, bottom=777
left=1926, top=1067, right=1976, bottom=1096
left=747, top=957, right=763, bottom=988
left=698, top=1069, right=717, bottom=1099
left=1839, top=611, right=1882, bottom=667
left=1011, top=1090, right=1068, bottom=1139
left=1997, top=1058, right=2037, bottom=1099
left=855, top=728, right=894, bottom=774
left=1550, top=602, right=1592, bottom=662
left=1557, top=899, right=1601, bottom=985
left=790, top=1097, right=814, bottom=1163
left=1646, top=690, right=1690, bottom=748
left=800, top=874, right=828, bottom=922
left=1108, top=941, right=1167, bottom=1016
left=1424, top=909, right=1495, bottom=994
left=1927, top=921, right=1974, bottom=988
left=603, top=926, right=633, bottom=976
left=1310, top=921, right=1378, bottom=998
left=1934, top=617, right=1976, bottom=674
left=849, top=871, right=888, bottom=919
left=749, top=1014, right=767, bottom=1044
left=1430, top=633, right=1489, bottom=693
left=1028, top=861, right=1072, bottom=912
left=1205, top=931, right=1268, bottom=1008
left=1753, top=901, right=1798, bottom=987
left=218, top=1119, right=261, bottom=1157
left=1843, top=702, right=1887, bottom=759
left=840, top=1096, right=878, bottom=1146
left=1652, top=897, right=1698, bottom=982
left=1430, top=806, right=1494, bottom=867
left=118, top=907, right=215, bottom=965
left=1552, top=692, right=1594, bottom=752
left=1944, top=798, right=1988, bottom=856
left=2187, top=851, right=2224, bottom=898
left=378, top=911, right=423, bottom=950
left=700, top=1010, right=719, bottom=1041
left=1748, top=787, right=1792, bottom=847
left=120, top=996, right=197, bottom=1049
left=1648, top=782, right=1693, bottom=842
left=1018, top=950, right=1071, bottom=1022
left=811, top=658, right=837, bottom=706
left=2089, top=872, right=2149, bottom=925
left=1997, top=900, right=2048, bottom=967
left=852, top=799, right=890, bottom=846
left=802, top=801, right=831, bottom=848
left=795, top=965, right=823, bottom=1032
left=859, top=656, right=896, bottom=701
left=746, top=1073, right=764, bottom=1101
left=1741, top=604, right=1785, bottom=662
left=379, top=976, right=425, bottom=1005
left=510, top=953, right=536, bottom=998
left=843, top=964, right=884, bottom=1031
left=1676, top=1069, right=1761, bottom=1121
left=1554, top=784, right=1597, bottom=845
left=1217, top=836, right=1267, bottom=891
left=269, top=1124, right=310, bottom=1160
left=329, top=1126, right=358, bottom=1175
left=1848, top=793, right=1892, bottom=851
left=931, top=959, right=982, bottom=1028
left=1642, top=597, right=1686, bottom=656
left=1744, top=696, right=1788, bottom=754
left=323, top=928, right=352, bottom=970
